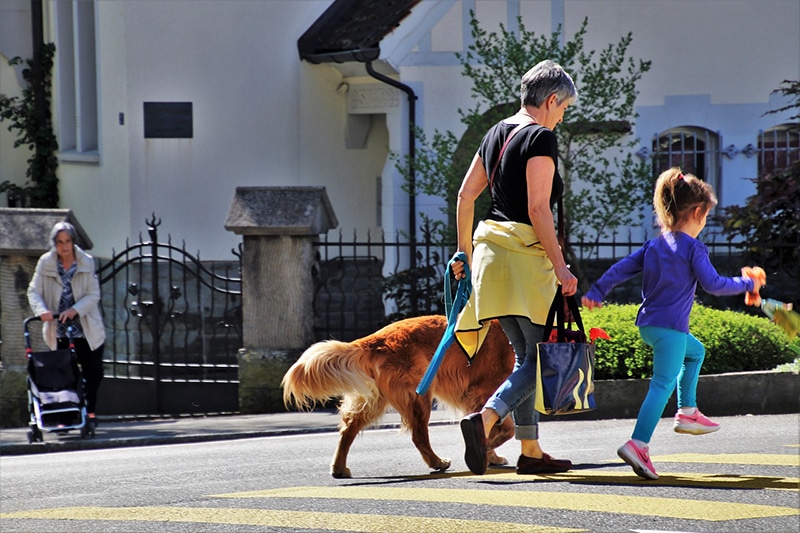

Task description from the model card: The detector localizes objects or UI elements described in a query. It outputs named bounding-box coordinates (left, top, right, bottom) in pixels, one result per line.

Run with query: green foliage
left=0, top=43, right=59, bottom=207
left=718, top=163, right=800, bottom=279
left=581, top=303, right=651, bottom=379
left=381, top=247, right=446, bottom=324
left=764, top=79, right=800, bottom=121
left=457, top=15, right=654, bottom=249
left=391, top=15, right=653, bottom=295
left=390, top=128, right=464, bottom=242
left=582, top=303, right=798, bottom=379
left=689, top=304, right=798, bottom=374
left=718, top=164, right=799, bottom=244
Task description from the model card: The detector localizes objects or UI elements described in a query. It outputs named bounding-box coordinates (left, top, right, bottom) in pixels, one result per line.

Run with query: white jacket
left=27, top=245, right=107, bottom=351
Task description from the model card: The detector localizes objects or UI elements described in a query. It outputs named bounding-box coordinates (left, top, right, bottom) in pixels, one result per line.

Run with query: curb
left=2, top=371, right=797, bottom=456
left=548, top=370, right=800, bottom=422
left=0, top=426, right=341, bottom=457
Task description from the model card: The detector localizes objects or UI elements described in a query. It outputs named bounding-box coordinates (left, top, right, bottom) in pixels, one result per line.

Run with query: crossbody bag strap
left=488, top=120, right=537, bottom=191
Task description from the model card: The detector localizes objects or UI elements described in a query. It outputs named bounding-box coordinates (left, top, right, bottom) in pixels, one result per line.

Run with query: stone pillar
left=224, top=187, right=337, bottom=413
left=0, top=208, right=93, bottom=426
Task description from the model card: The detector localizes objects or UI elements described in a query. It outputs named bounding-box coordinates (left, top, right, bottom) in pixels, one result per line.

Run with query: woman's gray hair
left=49, top=221, right=77, bottom=247
left=521, top=60, right=578, bottom=108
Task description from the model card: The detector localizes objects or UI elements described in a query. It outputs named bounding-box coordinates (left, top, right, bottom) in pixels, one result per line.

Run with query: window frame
left=54, top=0, right=99, bottom=163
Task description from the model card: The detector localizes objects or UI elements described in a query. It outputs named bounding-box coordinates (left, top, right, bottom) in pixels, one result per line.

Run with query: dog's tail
left=281, top=340, right=377, bottom=410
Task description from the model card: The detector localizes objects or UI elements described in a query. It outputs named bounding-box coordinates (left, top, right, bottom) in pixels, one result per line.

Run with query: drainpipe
left=364, top=60, right=419, bottom=314
left=29, top=0, right=47, bottom=202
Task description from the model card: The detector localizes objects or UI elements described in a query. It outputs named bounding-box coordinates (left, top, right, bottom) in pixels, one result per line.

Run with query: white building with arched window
left=0, top=0, right=797, bottom=259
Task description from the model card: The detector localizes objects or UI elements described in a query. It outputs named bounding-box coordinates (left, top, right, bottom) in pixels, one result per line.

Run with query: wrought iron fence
left=313, top=228, right=800, bottom=342
left=312, top=228, right=452, bottom=342
left=96, top=216, right=242, bottom=415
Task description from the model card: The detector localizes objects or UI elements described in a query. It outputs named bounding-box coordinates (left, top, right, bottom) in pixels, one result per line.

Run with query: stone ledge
left=545, top=370, right=800, bottom=422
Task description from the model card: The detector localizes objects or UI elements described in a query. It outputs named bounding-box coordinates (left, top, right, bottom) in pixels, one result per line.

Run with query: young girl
left=581, top=167, right=763, bottom=480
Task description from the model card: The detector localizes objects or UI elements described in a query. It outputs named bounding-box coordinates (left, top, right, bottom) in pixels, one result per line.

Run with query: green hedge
left=580, top=303, right=799, bottom=380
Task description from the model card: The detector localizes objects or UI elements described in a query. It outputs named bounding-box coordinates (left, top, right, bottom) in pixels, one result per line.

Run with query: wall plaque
left=347, top=85, right=400, bottom=114
left=144, top=102, right=193, bottom=138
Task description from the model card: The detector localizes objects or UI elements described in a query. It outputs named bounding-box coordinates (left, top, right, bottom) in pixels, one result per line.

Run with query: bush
left=581, top=303, right=798, bottom=379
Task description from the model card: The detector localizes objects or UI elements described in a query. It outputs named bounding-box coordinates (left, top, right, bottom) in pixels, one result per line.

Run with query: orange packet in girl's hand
left=741, top=266, right=766, bottom=306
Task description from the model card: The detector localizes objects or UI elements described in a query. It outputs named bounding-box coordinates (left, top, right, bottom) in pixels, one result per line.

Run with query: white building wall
left=397, top=0, right=799, bottom=240
left=1, top=0, right=798, bottom=259
left=47, top=0, right=392, bottom=259
left=53, top=1, right=131, bottom=255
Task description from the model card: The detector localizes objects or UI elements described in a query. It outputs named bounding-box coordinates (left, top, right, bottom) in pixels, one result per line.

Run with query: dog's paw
left=487, top=450, right=508, bottom=466
left=331, top=466, right=352, bottom=479
left=431, top=457, right=451, bottom=472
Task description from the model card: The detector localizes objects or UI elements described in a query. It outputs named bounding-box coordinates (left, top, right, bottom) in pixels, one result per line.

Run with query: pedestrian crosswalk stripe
left=651, top=453, right=798, bottom=466
left=479, top=471, right=798, bottom=492
left=213, top=486, right=799, bottom=521
left=0, top=506, right=582, bottom=533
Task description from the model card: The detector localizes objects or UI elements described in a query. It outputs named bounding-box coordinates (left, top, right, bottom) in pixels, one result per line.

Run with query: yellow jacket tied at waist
left=454, top=219, right=558, bottom=358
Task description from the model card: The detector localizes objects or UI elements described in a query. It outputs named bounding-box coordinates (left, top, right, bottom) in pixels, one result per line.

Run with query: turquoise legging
left=632, top=326, right=705, bottom=444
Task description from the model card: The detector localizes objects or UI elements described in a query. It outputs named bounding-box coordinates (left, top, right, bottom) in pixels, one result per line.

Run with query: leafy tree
left=0, top=43, right=59, bottom=207
left=393, top=15, right=652, bottom=288
left=389, top=128, right=463, bottom=241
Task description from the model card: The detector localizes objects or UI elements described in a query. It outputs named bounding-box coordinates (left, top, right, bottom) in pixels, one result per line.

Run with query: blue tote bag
left=534, top=287, right=597, bottom=415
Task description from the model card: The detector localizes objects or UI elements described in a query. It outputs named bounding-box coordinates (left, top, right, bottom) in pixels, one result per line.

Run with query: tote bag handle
left=542, top=286, right=586, bottom=343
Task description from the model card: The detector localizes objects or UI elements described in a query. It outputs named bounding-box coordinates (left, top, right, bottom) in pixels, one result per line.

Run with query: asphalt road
left=1, top=413, right=798, bottom=532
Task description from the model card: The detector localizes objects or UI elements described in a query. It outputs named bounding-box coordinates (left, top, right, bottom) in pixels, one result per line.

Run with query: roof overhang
left=298, top=0, right=420, bottom=70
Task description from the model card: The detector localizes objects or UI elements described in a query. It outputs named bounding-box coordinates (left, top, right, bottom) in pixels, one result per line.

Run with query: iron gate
left=96, top=215, right=242, bottom=416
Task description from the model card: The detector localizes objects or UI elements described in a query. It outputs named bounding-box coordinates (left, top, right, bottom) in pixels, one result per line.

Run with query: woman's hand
left=39, top=311, right=54, bottom=322
left=555, top=264, right=578, bottom=296
left=450, top=252, right=470, bottom=280
left=59, top=308, right=78, bottom=323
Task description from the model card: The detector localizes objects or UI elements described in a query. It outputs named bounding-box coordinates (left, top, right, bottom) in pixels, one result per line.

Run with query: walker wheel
left=27, top=430, right=34, bottom=444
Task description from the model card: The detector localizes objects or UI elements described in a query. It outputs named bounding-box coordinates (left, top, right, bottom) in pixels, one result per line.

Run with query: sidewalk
left=0, top=408, right=459, bottom=456
left=2, top=370, right=797, bottom=456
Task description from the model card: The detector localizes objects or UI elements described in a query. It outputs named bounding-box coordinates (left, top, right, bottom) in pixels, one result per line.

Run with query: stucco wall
left=2, top=0, right=798, bottom=260
left=403, top=0, right=799, bottom=231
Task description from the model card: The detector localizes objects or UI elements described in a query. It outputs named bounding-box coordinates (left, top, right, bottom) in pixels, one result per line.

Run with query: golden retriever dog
left=281, top=315, right=516, bottom=478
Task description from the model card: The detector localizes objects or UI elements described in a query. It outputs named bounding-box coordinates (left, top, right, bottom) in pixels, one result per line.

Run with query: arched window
left=652, top=127, right=720, bottom=187
left=652, top=127, right=721, bottom=208
left=758, top=124, right=799, bottom=176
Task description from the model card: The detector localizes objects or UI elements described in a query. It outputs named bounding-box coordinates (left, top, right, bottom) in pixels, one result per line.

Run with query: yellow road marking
left=340, top=468, right=797, bottom=492
left=214, top=486, right=799, bottom=521
left=0, top=507, right=581, bottom=533
left=478, top=471, right=799, bottom=492
left=652, top=453, right=799, bottom=466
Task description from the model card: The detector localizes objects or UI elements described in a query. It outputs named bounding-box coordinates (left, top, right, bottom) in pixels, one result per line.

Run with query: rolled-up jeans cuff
left=485, top=396, right=511, bottom=421
left=514, top=424, right=539, bottom=441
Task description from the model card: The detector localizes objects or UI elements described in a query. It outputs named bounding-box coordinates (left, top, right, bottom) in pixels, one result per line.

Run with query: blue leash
left=416, top=252, right=472, bottom=395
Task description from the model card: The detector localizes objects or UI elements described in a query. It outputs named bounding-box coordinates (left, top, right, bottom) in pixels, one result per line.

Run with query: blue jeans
left=632, top=326, right=705, bottom=443
left=484, top=316, right=545, bottom=441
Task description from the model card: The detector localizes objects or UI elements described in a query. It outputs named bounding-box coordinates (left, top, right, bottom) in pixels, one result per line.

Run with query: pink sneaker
left=617, top=440, right=658, bottom=480
left=674, top=410, right=720, bottom=435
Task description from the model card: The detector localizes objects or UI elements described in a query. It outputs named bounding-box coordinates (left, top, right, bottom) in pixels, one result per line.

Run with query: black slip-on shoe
left=516, top=453, right=572, bottom=475
left=460, top=413, right=488, bottom=475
